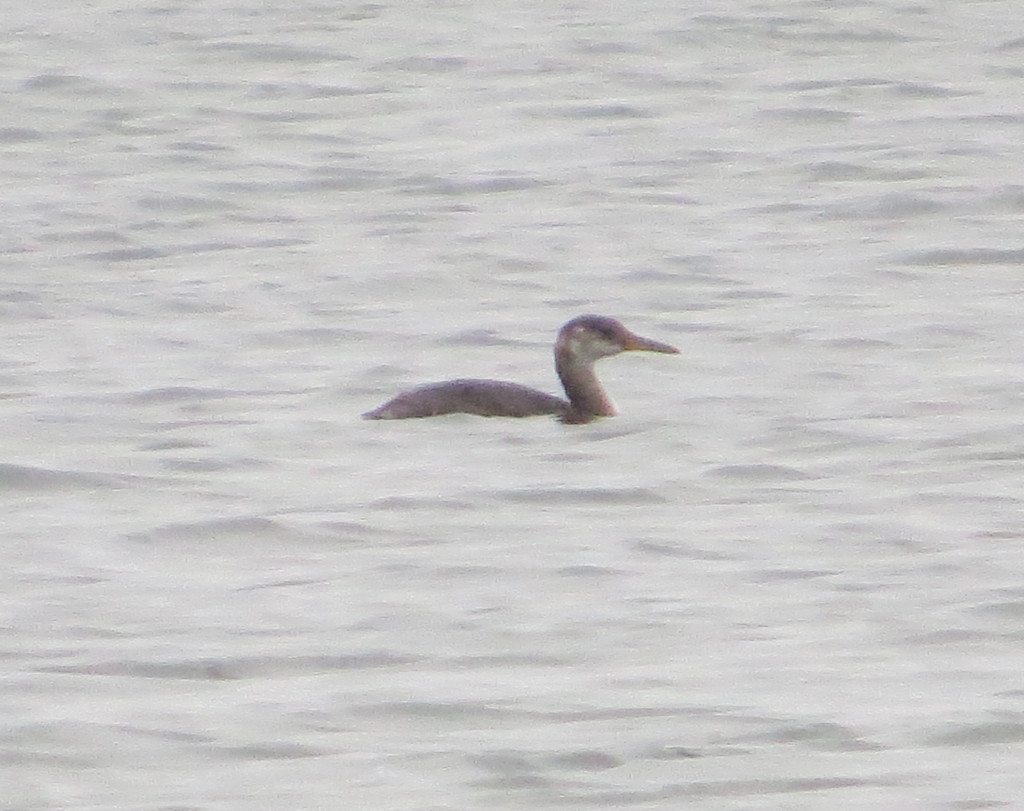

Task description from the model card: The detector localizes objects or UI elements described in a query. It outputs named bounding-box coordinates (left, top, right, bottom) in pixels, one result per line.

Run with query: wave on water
left=35, top=651, right=419, bottom=680
left=0, top=463, right=123, bottom=491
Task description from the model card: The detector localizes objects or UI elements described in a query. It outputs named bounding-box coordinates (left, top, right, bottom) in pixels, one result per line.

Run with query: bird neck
left=555, top=346, right=617, bottom=420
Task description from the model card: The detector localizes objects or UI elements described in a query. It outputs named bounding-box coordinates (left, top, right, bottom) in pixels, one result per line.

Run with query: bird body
left=364, top=378, right=571, bottom=420
left=362, top=315, right=678, bottom=424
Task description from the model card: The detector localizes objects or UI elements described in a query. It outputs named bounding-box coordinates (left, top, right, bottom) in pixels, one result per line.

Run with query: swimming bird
left=362, top=315, right=679, bottom=424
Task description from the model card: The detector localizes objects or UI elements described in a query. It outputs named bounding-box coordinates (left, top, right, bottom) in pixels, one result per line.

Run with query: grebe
left=362, top=315, right=679, bottom=424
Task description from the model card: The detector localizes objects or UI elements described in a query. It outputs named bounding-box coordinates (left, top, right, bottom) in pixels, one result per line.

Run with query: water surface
left=3, top=1, right=1024, bottom=809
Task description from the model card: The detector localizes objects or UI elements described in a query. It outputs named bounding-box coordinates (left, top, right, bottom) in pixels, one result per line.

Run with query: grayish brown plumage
left=362, top=315, right=679, bottom=424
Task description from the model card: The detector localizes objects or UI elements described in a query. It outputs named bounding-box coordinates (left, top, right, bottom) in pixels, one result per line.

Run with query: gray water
left=3, top=1, right=1024, bottom=809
